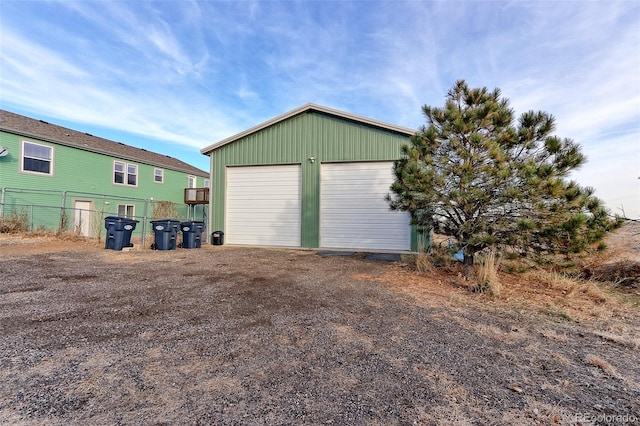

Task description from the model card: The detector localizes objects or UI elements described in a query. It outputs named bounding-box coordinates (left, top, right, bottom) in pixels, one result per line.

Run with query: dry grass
left=475, top=249, right=502, bottom=296
left=415, top=252, right=435, bottom=273
left=398, top=231, right=640, bottom=329
left=0, top=210, right=29, bottom=233
left=585, top=354, right=621, bottom=379
left=527, top=269, right=614, bottom=305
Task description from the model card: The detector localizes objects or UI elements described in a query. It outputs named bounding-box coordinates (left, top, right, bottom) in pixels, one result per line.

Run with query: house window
left=117, top=204, right=135, bottom=218
left=204, top=178, right=210, bottom=188
left=127, top=164, right=137, bottom=186
left=154, top=168, right=164, bottom=183
left=22, top=141, right=53, bottom=175
left=114, top=161, right=125, bottom=184
left=187, top=175, right=196, bottom=188
left=114, top=161, right=138, bottom=186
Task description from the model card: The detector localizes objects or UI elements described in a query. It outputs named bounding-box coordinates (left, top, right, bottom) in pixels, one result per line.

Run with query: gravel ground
left=0, top=239, right=638, bottom=425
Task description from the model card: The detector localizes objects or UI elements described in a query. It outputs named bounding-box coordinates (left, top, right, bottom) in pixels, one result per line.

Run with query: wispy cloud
left=1, top=0, right=638, bottom=216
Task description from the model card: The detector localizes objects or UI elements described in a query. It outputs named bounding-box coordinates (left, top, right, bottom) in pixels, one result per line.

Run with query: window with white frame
left=204, top=178, right=210, bottom=188
left=117, top=204, right=135, bottom=218
left=187, top=175, right=196, bottom=188
left=154, top=168, right=164, bottom=183
left=127, top=164, right=137, bottom=186
left=114, top=161, right=138, bottom=186
left=22, top=141, right=53, bottom=175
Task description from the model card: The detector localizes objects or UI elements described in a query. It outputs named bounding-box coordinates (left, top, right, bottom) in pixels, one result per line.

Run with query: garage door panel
left=226, top=165, right=301, bottom=246
left=321, top=162, right=410, bottom=251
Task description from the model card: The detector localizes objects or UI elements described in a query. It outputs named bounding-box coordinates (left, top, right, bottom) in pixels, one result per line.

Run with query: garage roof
left=1, top=109, right=208, bottom=177
left=200, top=103, right=416, bottom=155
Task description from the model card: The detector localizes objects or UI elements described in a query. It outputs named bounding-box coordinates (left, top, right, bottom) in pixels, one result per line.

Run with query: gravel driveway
left=1, top=240, right=638, bottom=425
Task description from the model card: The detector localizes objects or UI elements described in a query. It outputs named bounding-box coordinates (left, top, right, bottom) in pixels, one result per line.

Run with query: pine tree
left=387, top=80, right=620, bottom=265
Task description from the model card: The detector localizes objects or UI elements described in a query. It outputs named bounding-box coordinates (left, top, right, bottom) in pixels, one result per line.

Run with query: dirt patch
left=1, top=235, right=639, bottom=425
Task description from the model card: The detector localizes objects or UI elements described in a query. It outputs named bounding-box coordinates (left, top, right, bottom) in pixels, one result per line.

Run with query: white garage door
left=226, top=165, right=301, bottom=246
left=321, top=162, right=411, bottom=250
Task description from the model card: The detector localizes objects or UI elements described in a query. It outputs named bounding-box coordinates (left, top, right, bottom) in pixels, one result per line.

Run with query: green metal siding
left=210, top=110, right=417, bottom=250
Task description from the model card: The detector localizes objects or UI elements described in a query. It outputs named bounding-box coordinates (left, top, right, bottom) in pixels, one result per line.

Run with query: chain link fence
left=0, top=187, right=208, bottom=247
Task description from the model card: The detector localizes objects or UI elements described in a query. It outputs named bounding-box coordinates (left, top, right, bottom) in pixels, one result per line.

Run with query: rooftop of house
left=0, top=109, right=208, bottom=177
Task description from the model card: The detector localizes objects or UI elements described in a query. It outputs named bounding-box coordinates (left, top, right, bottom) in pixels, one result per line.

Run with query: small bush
left=152, top=201, right=180, bottom=219
left=583, top=261, right=640, bottom=288
left=0, top=210, right=29, bottom=233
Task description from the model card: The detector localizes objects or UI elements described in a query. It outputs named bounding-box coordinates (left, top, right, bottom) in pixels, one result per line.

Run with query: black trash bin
left=150, top=219, right=181, bottom=250
left=211, top=230, right=224, bottom=246
left=181, top=221, right=205, bottom=249
left=104, top=216, right=139, bottom=250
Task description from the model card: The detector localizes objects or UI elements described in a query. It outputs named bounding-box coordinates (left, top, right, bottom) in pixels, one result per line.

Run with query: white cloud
left=1, top=0, right=638, bottom=217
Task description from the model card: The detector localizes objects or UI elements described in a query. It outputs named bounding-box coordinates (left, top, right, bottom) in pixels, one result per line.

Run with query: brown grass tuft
left=415, top=252, right=435, bottom=273
left=476, top=249, right=502, bottom=296
left=585, top=354, right=620, bottom=379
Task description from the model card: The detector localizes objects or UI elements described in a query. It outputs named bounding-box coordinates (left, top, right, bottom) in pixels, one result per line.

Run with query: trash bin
left=181, top=221, right=205, bottom=249
left=150, top=219, right=181, bottom=250
left=211, top=230, right=224, bottom=246
left=104, top=216, right=139, bottom=250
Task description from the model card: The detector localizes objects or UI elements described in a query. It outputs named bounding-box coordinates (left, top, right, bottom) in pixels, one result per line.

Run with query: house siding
left=1, top=129, right=208, bottom=235
left=210, top=110, right=414, bottom=249
left=2, top=130, right=206, bottom=197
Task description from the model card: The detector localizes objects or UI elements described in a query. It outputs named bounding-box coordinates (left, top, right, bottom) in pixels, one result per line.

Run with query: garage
left=202, top=103, right=421, bottom=251
left=320, top=162, right=411, bottom=250
left=225, top=165, right=301, bottom=246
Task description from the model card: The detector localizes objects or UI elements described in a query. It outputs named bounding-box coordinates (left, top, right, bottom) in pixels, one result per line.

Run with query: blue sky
left=1, top=0, right=638, bottom=218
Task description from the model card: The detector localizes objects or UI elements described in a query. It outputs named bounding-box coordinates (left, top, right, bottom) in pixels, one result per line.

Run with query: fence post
left=0, top=187, right=5, bottom=218
left=141, top=199, right=149, bottom=247
left=58, top=191, right=67, bottom=234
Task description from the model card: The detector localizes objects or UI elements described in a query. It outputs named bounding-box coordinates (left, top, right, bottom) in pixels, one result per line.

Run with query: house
left=200, top=103, right=428, bottom=252
left=0, top=109, right=209, bottom=238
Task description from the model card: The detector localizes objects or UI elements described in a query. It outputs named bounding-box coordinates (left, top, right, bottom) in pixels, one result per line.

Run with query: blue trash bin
left=150, top=219, right=181, bottom=250
left=104, top=216, right=139, bottom=250
left=181, top=221, right=206, bottom=249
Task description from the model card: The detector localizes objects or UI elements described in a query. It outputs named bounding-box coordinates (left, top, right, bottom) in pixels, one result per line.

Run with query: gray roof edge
left=1, top=119, right=208, bottom=177
left=200, top=103, right=416, bottom=155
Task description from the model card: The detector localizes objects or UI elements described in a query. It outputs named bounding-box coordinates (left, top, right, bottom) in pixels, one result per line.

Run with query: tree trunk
left=463, top=252, right=474, bottom=278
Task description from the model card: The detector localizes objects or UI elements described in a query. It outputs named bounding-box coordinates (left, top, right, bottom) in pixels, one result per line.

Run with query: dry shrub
left=583, top=261, right=640, bottom=288
left=475, top=249, right=502, bottom=296
left=531, top=269, right=577, bottom=293
left=413, top=243, right=458, bottom=273
left=415, top=252, right=435, bottom=273
left=0, top=210, right=29, bottom=233
left=151, top=201, right=180, bottom=219
left=530, top=269, right=613, bottom=305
